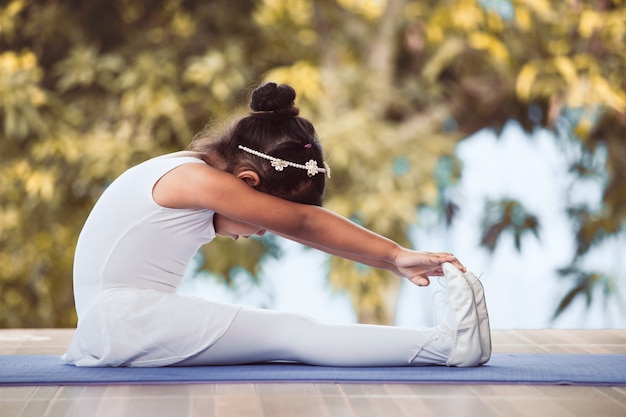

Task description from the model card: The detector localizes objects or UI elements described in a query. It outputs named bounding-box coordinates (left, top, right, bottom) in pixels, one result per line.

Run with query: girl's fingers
left=441, top=253, right=466, bottom=272
left=450, top=259, right=466, bottom=273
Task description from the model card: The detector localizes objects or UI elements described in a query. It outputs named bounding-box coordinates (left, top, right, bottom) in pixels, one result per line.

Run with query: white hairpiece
left=238, top=145, right=330, bottom=178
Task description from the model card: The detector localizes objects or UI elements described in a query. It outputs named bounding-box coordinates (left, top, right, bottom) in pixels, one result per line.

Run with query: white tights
left=175, top=307, right=452, bottom=367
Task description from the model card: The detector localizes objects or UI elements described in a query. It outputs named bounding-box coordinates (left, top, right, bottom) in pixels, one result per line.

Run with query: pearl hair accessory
left=238, top=145, right=331, bottom=178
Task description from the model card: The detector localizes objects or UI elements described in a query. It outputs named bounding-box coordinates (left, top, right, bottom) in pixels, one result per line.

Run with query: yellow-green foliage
left=1, top=0, right=624, bottom=327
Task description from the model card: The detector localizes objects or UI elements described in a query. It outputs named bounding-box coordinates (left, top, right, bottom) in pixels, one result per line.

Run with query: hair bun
left=250, top=82, right=299, bottom=116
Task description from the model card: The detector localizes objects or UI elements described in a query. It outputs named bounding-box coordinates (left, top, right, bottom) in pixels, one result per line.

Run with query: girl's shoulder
left=133, top=151, right=207, bottom=175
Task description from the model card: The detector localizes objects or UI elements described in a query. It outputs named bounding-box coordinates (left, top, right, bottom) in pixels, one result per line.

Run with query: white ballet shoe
left=463, top=270, right=492, bottom=365
left=441, top=262, right=482, bottom=367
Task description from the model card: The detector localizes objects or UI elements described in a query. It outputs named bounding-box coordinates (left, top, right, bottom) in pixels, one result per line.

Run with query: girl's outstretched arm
left=274, top=233, right=464, bottom=287
left=273, top=232, right=401, bottom=274
left=155, top=162, right=465, bottom=285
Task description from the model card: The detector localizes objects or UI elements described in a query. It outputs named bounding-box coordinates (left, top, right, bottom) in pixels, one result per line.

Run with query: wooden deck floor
left=1, top=329, right=625, bottom=417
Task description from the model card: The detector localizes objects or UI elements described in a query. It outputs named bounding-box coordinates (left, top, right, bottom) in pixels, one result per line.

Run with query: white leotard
left=63, top=154, right=240, bottom=367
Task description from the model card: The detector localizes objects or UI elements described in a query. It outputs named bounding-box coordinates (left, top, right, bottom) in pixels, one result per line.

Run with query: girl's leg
left=176, top=307, right=450, bottom=367
left=176, top=263, right=482, bottom=367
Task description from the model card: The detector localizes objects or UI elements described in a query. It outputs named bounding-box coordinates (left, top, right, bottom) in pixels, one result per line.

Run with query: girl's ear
left=236, top=170, right=261, bottom=187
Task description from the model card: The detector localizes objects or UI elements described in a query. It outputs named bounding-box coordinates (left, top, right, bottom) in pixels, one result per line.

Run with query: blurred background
left=1, top=0, right=624, bottom=329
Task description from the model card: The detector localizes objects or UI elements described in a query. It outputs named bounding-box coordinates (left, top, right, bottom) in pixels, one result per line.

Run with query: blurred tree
left=0, top=0, right=270, bottom=327
left=479, top=199, right=540, bottom=253
left=0, top=0, right=623, bottom=327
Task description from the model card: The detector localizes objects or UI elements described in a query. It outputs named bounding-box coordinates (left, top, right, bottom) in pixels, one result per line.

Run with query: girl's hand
left=393, top=249, right=466, bottom=287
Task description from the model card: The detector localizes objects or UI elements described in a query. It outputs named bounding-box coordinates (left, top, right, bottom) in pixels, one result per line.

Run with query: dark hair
left=188, top=82, right=327, bottom=206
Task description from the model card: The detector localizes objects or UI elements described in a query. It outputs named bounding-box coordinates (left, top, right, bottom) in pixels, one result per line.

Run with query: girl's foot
left=463, top=270, right=492, bottom=365
left=441, top=262, right=483, bottom=367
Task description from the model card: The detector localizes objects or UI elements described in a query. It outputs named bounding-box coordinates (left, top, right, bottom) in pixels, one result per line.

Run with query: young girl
left=63, top=82, right=490, bottom=368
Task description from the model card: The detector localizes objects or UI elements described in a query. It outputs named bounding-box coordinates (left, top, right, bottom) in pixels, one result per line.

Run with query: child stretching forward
left=63, top=82, right=490, bottom=368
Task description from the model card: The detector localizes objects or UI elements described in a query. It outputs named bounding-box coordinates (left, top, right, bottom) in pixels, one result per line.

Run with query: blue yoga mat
left=1, top=353, right=625, bottom=386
